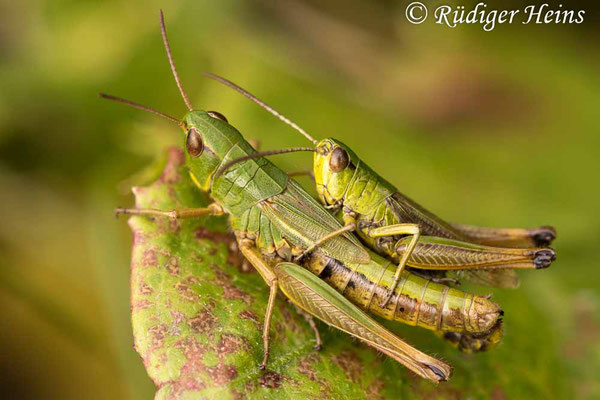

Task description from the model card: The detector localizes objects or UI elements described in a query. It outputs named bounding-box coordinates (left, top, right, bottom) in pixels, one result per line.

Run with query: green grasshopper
left=203, top=74, right=556, bottom=309
left=103, top=11, right=507, bottom=382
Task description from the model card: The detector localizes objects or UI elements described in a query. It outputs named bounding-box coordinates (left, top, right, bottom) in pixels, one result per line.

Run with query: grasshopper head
left=181, top=110, right=245, bottom=191
left=314, top=138, right=359, bottom=207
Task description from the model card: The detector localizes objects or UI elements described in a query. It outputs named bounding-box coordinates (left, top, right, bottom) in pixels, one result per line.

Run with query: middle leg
left=367, top=223, right=421, bottom=307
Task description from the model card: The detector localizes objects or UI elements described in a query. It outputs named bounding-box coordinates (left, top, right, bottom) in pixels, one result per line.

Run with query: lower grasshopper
left=203, top=74, right=556, bottom=306
left=104, top=11, right=506, bottom=381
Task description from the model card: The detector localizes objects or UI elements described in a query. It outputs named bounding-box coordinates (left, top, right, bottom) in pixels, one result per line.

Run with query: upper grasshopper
left=204, top=74, right=557, bottom=311
left=103, top=11, right=507, bottom=382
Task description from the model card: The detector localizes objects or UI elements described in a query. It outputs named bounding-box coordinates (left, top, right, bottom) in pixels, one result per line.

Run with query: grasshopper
left=203, top=74, right=557, bottom=310
left=103, top=11, right=507, bottom=382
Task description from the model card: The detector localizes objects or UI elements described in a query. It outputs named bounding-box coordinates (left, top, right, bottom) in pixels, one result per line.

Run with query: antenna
left=159, top=10, right=193, bottom=110
left=204, top=72, right=318, bottom=145
left=216, top=147, right=316, bottom=178
left=99, top=93, right=183, bottom=126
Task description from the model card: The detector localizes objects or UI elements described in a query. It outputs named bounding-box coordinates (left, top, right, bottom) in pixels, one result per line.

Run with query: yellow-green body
left=313, top=138, right=555, bottom=289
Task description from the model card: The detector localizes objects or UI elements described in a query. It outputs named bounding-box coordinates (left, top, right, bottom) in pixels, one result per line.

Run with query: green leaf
left=127, top=147, right=513, bottom=399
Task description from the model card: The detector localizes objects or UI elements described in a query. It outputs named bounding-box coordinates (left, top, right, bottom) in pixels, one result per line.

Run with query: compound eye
left=329, top=147, right=349, bottom=172
left=186, top=128, right=204, bottom=158
left=207, top=111, right=228, bottom=123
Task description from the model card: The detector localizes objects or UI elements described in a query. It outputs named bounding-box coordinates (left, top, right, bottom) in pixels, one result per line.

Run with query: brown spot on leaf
left=178, top=337, right=208, bottom=360
left=132, top=231, right=146, bottom=247
left=217, top=333, right=246, bottom=356
left=148, top=324, right=167, bottom=349
left=195, top=226, right=235, bottom=243
left=224, top=285, right=251, bottom=303
left=171, top=338, right=209, bottom=397
left=212, top=265, right=253, bottom=304
left=139, top=281, right=153, bottom=295
left=170, top=311, right=185, bottom=324
left=331, top=350, right=362, bottom=382
left=206, top=363, right=238, bottom=385
left=189, top=310, right=217, bottom=333
left=261, top=370, right=284, bottom=389
left=244, top=379, right=259, bottom=393
left=170, top=379, right=206, bottom=397
left=168, top=311, right=185, bottom=336
left=175, top=282, right=198, bottom=302
left=133, top=299, right=154, bottom=310
left=166, top=257, right=179, bottom=275
left=177, top=337, right=238, bottom=387
left=184, top=275, right=202, bottom=285
left=142, top=249, right=157, bottom=266
left=297, top=353, right=322, bottom=382
left=239, top=310, right=261, bottom=328
left=195, top=227, right=248, bottom=272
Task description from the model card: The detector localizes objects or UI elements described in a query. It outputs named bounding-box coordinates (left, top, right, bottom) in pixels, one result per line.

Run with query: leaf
left=127, top=148, right=493, bottom=399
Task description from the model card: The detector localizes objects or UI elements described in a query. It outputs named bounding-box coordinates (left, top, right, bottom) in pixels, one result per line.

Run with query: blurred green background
left=1, top=0, right=598, bottom=399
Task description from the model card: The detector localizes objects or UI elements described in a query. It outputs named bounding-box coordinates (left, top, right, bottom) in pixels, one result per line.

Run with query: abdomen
left=303, top=251, right=501, bottom=334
